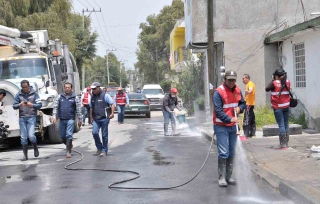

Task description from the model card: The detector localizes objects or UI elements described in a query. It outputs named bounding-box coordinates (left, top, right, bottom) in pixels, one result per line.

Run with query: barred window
left=294, top=43, right=306, bottom=88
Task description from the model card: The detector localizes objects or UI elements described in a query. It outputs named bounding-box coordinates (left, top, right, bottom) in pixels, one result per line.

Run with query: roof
left=265, top=16, right=320, bottom=43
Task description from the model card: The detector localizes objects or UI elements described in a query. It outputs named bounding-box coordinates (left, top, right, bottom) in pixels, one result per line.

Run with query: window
left=294, top=43, right=306, bottom=88
left=0, top=58, right=48, bottom=80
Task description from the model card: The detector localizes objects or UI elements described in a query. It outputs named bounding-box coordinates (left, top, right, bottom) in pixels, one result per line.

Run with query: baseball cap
left=225, top=70, right=237, bottom=80
left=90, top=82, right=101, bottom=89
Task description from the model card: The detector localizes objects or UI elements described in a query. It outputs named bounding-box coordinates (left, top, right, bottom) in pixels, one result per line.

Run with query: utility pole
left=207, top=0, right=215, bottom=115
left=106, top=49, right=116, bottom=86
left=119, top=60, right=126, bottom=88
left=81, top=8, right=101, bottom=90
left=156, top=46, right=159, bottom=83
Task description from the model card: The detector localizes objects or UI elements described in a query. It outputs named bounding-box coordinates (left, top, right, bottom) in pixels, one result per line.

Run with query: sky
left=72, top=0, right=174, bottom=70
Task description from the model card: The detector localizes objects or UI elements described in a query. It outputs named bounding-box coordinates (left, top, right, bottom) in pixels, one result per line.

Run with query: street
left=0, top=111, right=293, bottom=204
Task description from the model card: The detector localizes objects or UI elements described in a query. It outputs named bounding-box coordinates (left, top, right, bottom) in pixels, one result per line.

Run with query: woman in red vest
left=266, top=68, right=291, bottom=149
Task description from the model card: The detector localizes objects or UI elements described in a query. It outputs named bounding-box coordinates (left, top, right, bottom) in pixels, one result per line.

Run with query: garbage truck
left=0, top=25, right=81, bottom=148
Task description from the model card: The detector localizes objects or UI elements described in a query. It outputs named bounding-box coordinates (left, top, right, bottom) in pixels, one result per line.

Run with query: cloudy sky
left=72, top=0, right=173, bottom=69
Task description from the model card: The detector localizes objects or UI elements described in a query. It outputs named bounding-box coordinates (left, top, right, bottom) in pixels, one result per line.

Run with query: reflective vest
left=213, top=84, right=241, bottom=126
left=82, top=92, right=90, bottom=105
left=116, top=92, right=126, bottom=106
left=271, top=80, right=290, bottom=109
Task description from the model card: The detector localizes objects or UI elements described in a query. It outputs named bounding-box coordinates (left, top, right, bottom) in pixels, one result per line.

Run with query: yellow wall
left=170, top=27, right=185, bottom=70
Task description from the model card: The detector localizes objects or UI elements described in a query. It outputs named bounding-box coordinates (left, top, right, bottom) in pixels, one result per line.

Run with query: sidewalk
left=200, top=126, right=320, bottom=204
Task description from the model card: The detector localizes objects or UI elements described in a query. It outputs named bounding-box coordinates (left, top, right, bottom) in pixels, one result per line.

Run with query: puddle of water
left=5, top=175, right=38, bottom=183
left=5, top=175, right=22, bottom=183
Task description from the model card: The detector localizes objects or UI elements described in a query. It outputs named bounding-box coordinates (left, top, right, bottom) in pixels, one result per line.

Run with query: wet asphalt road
left=0, top=111, right=294, bottom=204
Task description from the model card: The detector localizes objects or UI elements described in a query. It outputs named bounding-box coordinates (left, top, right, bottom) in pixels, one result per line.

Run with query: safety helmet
left=171, top=88, right=178, bottom=93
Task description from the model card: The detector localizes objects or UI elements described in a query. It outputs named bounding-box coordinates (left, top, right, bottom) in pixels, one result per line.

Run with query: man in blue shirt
left=13, top=80, right=42, bottom=161
left=52, top=82, right=82, bottom=158
left=89, top=82, right=115, bottom=156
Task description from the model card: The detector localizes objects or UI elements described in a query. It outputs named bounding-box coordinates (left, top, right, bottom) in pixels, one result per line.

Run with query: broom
left=234, top=108, right=247, bottom=141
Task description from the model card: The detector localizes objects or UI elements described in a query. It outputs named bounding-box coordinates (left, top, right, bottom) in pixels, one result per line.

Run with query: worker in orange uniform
left=242, top=74, right=256, bottom=138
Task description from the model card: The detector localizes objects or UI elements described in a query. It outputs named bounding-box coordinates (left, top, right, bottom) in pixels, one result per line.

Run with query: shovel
left=234, top=108, right=247, bottom=141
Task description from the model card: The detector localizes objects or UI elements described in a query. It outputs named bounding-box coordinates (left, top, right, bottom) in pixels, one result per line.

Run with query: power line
left=75, top=0, right=87, bottom=8
left=100, top=12, right=116, bottom=49
left=83, top=0, right=93, bottom=8
left=92, top=0, right=100, bottom=8
left=94, top=12, right=110, bottom=48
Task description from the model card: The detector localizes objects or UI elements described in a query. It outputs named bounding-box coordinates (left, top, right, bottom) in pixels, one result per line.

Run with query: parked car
left=106, top=89, right=117, bottom=100
left=142, top=84, right=164, bottom=110
left=125, top=93, right=151, bottom=118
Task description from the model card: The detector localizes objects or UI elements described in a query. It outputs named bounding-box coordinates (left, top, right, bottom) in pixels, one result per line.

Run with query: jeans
left=273, top=108, right=289, bottom=134
left=92, top=118, right=109, bottom=153
left=82, top=105, right=90, bottom=123
left=214, top=125, right=237, bottom=159
left=59, top=119, right=75, bottom=140
left=162, top=108, right=176, bottom=125
left=117, top=105, right=126, bottom=123
left=19, top=117, right=37, bottom=145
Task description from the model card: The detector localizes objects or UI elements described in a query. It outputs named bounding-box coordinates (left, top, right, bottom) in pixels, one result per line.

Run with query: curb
left=279, top=182, right=317, bottom=204
left=201, top=130, right=317, bottom=204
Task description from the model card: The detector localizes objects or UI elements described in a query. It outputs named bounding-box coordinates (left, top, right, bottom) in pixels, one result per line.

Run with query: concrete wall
left=214, top=28, right=272, bottom=106
left=184, top=0, right=207, bottom=47
left=212, top=0, right=320, bottom=106
left=281, top=29, right=320, bottom=130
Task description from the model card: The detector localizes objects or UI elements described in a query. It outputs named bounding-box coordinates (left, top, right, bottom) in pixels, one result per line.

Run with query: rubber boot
left=226, top=157, right=236, bottom=185
left=21, top=144, right=28, bottom=161
left=276, top=133, right=286, bottom=149
left=32, top=142, right=39, bottom=157
left=164, top=123, right=170, bottom=136
left=218, top=158, right=228, bottom=187
left=66, top=139, right=72, bottom=158
left=172, top=122, right=177, bottom=136
left=285, top=132, right=289, bottom=148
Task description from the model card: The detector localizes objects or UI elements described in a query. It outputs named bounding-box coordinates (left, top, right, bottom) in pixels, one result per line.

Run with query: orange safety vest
left=82, top=92, right=90, bottom=105
left=213, top=84, right=241, bottom=126
left=116, top=92, right=126, bottom=106
left=271, top=80, right=290, bottom=109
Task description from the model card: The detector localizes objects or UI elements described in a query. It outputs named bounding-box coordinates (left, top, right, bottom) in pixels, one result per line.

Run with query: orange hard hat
left=171, top=88, right=178, bottom=93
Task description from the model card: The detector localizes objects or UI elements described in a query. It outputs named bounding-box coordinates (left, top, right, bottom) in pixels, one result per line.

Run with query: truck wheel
left=146, top=112, right=151, bottom=118
left=74, top=117, right=81, bottom=133
left=47, top=121, right=62, bottom=144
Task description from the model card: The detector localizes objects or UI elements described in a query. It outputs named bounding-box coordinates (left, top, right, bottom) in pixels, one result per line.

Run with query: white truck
left=0, top=25, right=81, bottom=148
left=142, top=84, right=165, bottom=110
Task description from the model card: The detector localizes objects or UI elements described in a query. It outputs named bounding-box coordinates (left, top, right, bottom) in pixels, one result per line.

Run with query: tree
left=85, top=53, right=129, bottom=88
left=0, top=0, right=98, bottom=88
left=135, top=0, right=184, bottom=84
